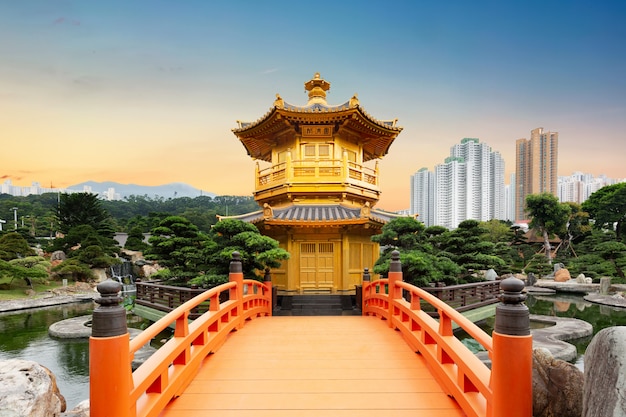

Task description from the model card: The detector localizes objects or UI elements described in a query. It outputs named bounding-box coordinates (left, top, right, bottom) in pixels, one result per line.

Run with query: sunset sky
left=2, top=1, right=625, bottom=211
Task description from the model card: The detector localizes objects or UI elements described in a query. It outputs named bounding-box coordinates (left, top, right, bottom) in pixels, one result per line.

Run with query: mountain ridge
left=67, top=181, right=216, bottom=199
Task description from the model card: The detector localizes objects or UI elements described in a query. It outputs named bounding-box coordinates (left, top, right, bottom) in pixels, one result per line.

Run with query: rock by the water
left=0, top=359, right=66, bottom=417
left=554, top=268, right=572, bottom=282
left=583, top=326, right=626, bottom=417
left=61, top=399, right=89, bottom=417
left=533, top=348, right=583, bottom=417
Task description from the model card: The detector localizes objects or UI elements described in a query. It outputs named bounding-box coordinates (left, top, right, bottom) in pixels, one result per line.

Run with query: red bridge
left=89, top=251, right=532, bottom=417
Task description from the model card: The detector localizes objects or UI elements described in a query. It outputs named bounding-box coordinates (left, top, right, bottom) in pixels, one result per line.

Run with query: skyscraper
left=515, top=127, right=559, bottom=221
left=410, top=167, right=434, bottom=226
left=411, top=138, right=505, bottom=229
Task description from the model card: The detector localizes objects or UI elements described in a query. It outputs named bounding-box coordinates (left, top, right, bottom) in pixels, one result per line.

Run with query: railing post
left=229, top=251, right=244, bottom=328
left=490, top=277, right=532, bottom=417
left=264, top=267, right=273, bottom=316
left=90, top=279, right=132, bottom=417
left=388, top=250, right=402, bottom=326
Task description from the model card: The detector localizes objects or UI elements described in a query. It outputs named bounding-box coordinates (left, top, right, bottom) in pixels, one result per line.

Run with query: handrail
left=363, top=279, right=492, bottom=417
left=131, top=279, right=270, bottom=417
left=421, top=280, right=501, bottom=313
left=89, top=252, right=273, bottom=417
left=362, top=251, right=532, bottom=417
left=134, top=281, right=209, bottom=318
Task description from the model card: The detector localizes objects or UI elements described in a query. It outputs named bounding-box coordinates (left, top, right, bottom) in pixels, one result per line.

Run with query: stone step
left=275, top=295, right=358, bottom=316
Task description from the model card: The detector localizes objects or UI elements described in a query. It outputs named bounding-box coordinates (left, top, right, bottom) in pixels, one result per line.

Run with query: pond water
left=457, top=293, right=626, bottom=367
left=0, top=301, right=94, bottom=410
left=0, top=301, right=169, bottom=410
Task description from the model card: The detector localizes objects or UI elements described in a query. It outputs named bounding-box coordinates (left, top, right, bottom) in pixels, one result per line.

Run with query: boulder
left=61, top=399, right=89, bottom=417
left=50, top=250, right=66, bottom=262
left=583, top=326, right=626, bottom=416
left=554, top=268, right=571, bottom=282
left=484, top=269, right=498, bottom=281
left=533, top=348, right=583, bottom=417
left=91, top=268, right=108, bottom=282
left=142, top=264, right=160, bottom=278
left=121, top=249, right=144, bottom=263
left=576, top=273, right=586, bottom=284
left=0, top=359, right=66, bottom=417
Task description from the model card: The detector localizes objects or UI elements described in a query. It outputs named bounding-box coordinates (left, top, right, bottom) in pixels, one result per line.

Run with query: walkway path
left=159, top=316, right=464, bottom=417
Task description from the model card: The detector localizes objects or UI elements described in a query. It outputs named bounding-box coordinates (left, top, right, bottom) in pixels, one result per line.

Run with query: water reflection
left=457, top=294, right=626, bottom=364
left=526, top=294, right=626, bottom=354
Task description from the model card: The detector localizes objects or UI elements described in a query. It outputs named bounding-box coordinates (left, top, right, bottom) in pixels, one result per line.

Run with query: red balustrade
left=90, top=252, right=272, bottom=417
left=362, top=250, right=532, bottom=417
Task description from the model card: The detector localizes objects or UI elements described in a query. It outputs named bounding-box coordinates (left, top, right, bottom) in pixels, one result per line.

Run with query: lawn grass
left=0, top=276, right=64, bottom=300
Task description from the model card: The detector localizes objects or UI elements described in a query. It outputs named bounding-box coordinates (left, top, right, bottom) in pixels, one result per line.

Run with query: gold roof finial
left=304, top=72, right=330, bottom=105
left=349, top=93, right=359, bottom=108
left=274, top=93, right=284, bottom=108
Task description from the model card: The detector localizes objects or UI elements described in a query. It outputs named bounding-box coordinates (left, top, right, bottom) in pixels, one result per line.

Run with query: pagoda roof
left=232, top=73, right=402, bottom=162
left=218, top=203, right=402, bottom=227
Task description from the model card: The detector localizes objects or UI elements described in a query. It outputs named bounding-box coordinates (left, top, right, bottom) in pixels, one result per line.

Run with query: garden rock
left=554, top=268, right=571, bottom=282
left=0, top=359, right=66, bottom=417
left=583, top=326, right=626, bottom=417
left=533, top=348, right=583, bottom=417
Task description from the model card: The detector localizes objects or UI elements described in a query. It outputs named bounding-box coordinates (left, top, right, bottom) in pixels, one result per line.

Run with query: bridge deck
left=159, top=316, right=464, bottom=417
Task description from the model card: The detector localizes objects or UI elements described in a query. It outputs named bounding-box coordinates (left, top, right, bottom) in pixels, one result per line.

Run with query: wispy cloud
left=263, top=68, right=279, bottom=74
left=53, top=17, right=80, bottom=26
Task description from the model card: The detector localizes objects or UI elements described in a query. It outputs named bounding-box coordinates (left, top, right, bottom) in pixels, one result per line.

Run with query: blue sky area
left=1, top=1, right=625, bottom=209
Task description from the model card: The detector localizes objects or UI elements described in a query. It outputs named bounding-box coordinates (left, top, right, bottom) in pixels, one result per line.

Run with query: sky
left=2, top=1, right=625, bottom=211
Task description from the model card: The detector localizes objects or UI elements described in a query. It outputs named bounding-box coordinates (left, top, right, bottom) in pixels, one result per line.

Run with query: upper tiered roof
left=233, top=73, right=402, bottom=162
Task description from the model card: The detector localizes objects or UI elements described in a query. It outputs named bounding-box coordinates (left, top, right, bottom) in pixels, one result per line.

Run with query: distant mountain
left=67, top=181, right=215, bottom=199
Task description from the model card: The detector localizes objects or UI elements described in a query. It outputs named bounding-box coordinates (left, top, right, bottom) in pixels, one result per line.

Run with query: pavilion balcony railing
left=256, top=158, right=378, bottom=191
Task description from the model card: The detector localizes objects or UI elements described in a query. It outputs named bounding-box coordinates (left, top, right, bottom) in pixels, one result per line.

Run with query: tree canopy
left=372, top=217, right=461, bottom=286
left=582, top=182, right=626, bottom=241
left=57, top=193, right=112, bottom=235
left=144, top=217, right=289, bottom=287
left=0, top=232, right=36, bottom=260
left=525, top=193, right=571, bottom=264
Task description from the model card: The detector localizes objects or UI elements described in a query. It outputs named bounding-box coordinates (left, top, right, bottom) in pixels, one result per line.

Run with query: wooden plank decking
left=159, top=316, right=465, bottom=417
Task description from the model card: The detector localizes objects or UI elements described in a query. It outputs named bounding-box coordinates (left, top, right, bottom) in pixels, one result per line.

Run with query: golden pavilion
left=229, top=73, right=403, bottom=294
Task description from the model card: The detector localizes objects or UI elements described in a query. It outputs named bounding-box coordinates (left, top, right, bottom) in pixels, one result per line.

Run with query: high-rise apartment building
left=410, top=168, right=434, bottom=226
left=515, top=127, right=558, bottom=221
left=410, top=138, right=505, bottom=229
left=558, top=172, right=622, bottom=204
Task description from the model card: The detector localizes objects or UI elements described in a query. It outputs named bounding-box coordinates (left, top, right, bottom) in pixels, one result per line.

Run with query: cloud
left=53, top=17, right=80, bottom=26
left=263, top=68, right=279, bottom=74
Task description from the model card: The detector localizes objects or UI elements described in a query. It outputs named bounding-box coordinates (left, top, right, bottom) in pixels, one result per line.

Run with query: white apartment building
left=558, top=172, right=623, bottom=204
left=411, top=138, right=506, bottom=229
left=2, top=180, right=85, bottom=197
left=410, top=168, right=434, bottom=225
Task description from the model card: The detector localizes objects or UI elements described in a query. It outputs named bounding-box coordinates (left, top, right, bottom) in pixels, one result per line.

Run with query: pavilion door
left=299, top=242, right=335, bottom=292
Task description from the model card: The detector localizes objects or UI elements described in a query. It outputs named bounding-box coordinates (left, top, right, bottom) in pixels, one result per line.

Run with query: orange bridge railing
left=362, top=250, right=532, bottom=417
left=89, top=251, right=272, bottom=417
left=90, top=250, right=532, bottom=417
